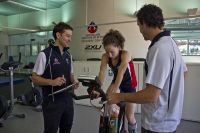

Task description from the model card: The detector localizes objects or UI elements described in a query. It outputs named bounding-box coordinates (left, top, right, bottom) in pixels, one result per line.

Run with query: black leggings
left=141, top=127, right=176, bottom=133
left=42, top=100, right=74, bottom=133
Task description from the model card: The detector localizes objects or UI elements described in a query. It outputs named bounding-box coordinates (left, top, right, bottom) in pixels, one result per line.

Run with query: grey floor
left=0, top=104, right=200, bottom=133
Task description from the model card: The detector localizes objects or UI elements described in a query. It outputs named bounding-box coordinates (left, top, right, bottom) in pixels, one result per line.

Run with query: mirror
left=0, top=0, right=69, bottom=66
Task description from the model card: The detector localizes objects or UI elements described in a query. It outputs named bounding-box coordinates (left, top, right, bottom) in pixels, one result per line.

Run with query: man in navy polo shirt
left=107, top=4, right=187, bottom=133
left=32, top=22, right=78, bottom=133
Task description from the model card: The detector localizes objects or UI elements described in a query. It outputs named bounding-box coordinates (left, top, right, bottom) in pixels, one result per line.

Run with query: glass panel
left=31, top=44, right=38, bottom=56
left=10, top=45, right=19, bottom=56
left=175, top=39, right=188, bottom=55
left=188, top=40, right=200, bottom=55
left=25, top=45, right=31, bottom=56
left=19, top=45, right=25, bottom=54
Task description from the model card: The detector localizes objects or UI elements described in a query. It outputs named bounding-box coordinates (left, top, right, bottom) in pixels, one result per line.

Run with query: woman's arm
left=111, top=51, right=131, bottom=92
left=98, top=53, right=108, bottom=85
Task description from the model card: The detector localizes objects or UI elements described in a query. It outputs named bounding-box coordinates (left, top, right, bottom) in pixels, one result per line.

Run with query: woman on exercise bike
left=97, top=29, right=137, bottom=133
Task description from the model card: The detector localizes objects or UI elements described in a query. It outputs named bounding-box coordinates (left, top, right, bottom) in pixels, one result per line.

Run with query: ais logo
left=85, top=45, right=102, bottom=50
left=87, top=21, right=97, bottom=33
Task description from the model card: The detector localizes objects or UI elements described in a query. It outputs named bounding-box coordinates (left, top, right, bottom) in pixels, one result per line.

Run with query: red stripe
left=129, top=61, right=137, bottom=89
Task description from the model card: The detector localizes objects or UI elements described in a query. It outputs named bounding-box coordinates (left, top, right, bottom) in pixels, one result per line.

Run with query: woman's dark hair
left=53, top=22, right=73, bottom=40
left=136, top=4, right=164, bottom=29
left=102, top=29, right=125, bottom=49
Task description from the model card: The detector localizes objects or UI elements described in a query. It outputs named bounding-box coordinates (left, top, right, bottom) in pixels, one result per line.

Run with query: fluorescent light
left=0, top=26, right=38, bottom=32
left=7, top=0, right=45, bottom=12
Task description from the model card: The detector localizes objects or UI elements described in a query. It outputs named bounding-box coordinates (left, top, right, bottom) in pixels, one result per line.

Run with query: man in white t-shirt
left=32, top=22, right=78, bottom=133
left=107, top=4, right=187, bottom=133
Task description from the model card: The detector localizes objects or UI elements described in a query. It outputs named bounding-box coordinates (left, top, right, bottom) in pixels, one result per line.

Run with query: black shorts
left=120, top=87, right=136, bottom=93
left=141, top=127, right=176, bottom=133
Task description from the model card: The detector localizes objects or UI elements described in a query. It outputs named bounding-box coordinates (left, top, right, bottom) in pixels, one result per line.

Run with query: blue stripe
left=168, top=60, right=174, bottom=111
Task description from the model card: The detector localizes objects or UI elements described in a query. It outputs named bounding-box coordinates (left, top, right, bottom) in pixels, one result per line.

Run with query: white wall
left=0, top=15, right=7, bottom=32
left=62, top=0, right=87, bottom=27
left=114, top=22, right=149, bottom=59
left=0, top=0, right=200, bottom=61
left=182, top=56, right=200, bottom=63
left=87, top=0, right=160, bottom=24
left=160, top=0, right=200, bottom=18
left=182, top=64, right=200, bottom=122
left=70, top=22, right=149, bottom=60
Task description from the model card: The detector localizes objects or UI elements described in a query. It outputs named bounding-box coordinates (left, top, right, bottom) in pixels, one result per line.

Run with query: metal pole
left=9, top=67, right=14, bottom=107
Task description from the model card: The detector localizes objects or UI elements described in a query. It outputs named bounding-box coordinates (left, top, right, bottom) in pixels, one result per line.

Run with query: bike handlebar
left=47, top=75, right=107, bottom=102
left=77, top=75, right=107, bottom=102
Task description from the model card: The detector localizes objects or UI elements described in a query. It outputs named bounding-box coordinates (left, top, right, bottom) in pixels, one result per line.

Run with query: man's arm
left=69, top=55, right=79, bottom=89
left=32, top=73, right=65, bottom=87
left=70, top=74, right=76, bottom=83
left=32, top=73, right=53, bottom=86
left=31, top=52, right=51, bottom=86
left=32, top=52, right=65, bottom=87
left=108, top=84, right=161, bottom=104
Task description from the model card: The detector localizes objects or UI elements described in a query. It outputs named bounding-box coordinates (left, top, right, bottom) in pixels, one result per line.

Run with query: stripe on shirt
left=128, top=61, right=137, bottom=89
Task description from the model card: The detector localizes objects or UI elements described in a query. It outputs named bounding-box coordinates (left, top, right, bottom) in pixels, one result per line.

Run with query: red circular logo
left=87, top=21, right=97, bottom=33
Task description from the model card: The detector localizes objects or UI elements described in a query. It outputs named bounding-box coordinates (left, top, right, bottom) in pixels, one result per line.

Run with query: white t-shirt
left=141, top=35, right=187, bottom=132
left=33, top=52, right=74, bottom=76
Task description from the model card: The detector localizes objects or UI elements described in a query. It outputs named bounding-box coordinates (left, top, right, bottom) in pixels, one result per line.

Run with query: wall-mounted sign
left=85, top=44, right=102, bottom=50
left=81, top=21, right=104, bottom=51
left=87, top=21, right=98, bottom=33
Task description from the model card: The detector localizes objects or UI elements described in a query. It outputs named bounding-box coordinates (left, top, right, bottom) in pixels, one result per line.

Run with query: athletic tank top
left=108, top=51, right=137, bottom=89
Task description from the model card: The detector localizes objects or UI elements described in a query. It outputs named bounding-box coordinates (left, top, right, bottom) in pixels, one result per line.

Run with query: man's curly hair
left=136, top=4, right=164, bottom=29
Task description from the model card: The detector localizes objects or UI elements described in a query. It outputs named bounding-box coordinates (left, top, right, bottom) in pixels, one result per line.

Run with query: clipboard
left=48, top=83, right=77, bottom=96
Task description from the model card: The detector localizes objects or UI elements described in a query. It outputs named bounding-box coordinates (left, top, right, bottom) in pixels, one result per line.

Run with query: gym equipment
left=0, top=77, right=24, bottom=87
left=78, top=75, right=126, bottom=133
left=1, top=53, right=22, bottom=70
left=48, top=39, right=55, bottom=46
left=0, top=53, right=25, bottom=127
left=17, top=76, right=42, bottom=107
left=51, top=75, right=126, bottom=133
left=17, top=63, right=43, bottom=108
left=0, top=53, right=2, bottom=59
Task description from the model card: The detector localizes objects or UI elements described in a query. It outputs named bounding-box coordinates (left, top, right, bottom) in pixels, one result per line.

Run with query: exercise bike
left=17, top=62, right=43, bottom=112
left=50, top=75, right=126, bottom=133
left=0, top=53, right=25, bottom=127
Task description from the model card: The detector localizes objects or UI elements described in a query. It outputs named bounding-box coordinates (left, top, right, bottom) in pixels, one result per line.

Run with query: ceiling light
left=7, top=0, right=45, bottom=11
left=0, top=26, right=38, bottom=32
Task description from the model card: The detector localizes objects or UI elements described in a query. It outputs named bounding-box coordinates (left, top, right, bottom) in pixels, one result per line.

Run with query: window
left=165, top=17, right=200, bottom=56
left=31, top=44, right=38, bottom=56
left=188, top=40, right=200, bottom=55
left=175, top=39, right=188, bottom=55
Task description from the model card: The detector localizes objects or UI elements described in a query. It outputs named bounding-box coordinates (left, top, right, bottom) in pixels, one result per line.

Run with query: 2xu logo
left=85, top=45, right=102, bottom=50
